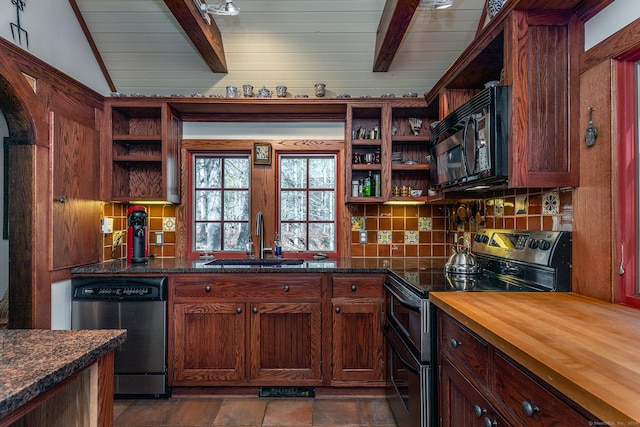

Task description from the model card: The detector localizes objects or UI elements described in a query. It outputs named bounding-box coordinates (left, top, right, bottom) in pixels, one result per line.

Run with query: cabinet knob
left=483, top=417, right=497, bottom=427
left=57, top=197, right=66, bottom=203
left=252, top=307, right=258, bottom=314
left=204, top=285, right=211, bottom=292
left=450, top=338, right=461, bottom=348
left=351, top=285, right=357, bottom=292
left=236, top=307, right=242, bottom=314
left=335, top=307, right=341, bottom=313
left=521, top=401, right=540, bottom=417
left=473, top=405, right=486, bottom=418
left=283, top=285, right=289, bottom=292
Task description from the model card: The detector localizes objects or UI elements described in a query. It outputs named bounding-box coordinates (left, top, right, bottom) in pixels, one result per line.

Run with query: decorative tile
left=351, top=216, right=364, bottom=230
left=543, top=191, right=559, bottom=215
left=162, top=217, right=176, bottom=231
left=494, top=198, right=504, bottom=216
left=418, top=217, right=432, bottom=231
left=404, top=231, right=419, bottom=244
left=378, top=230, right=392, bottom=244
left=515, top=195, right=528, bottom=215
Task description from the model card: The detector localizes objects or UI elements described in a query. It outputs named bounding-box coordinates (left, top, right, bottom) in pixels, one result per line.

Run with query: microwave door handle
left=460, top=117, right=473, bottom=176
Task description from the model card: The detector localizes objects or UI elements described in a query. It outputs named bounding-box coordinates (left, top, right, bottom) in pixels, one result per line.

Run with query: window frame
left=276, top=152, right=339, bottom=256
left=188, top=151, right=251, bottom=257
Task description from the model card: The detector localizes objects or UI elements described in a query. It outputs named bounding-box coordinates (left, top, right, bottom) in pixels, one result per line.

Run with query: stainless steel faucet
left=255, top=211, right=272, bottom=259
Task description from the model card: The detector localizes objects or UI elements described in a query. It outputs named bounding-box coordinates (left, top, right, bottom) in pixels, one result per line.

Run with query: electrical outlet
left=112, top=230, right=125, bottom=246
left=359, top=231, right=368, bottom=244
left=101, top=218, right=113, bottom=234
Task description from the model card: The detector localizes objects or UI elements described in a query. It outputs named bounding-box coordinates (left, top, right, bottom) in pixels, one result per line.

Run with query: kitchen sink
left=203, top=258, right=305, bottom=267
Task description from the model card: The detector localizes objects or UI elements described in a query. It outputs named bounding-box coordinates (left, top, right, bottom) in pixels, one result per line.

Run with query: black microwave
left=429, top=86, right=510, bottom=192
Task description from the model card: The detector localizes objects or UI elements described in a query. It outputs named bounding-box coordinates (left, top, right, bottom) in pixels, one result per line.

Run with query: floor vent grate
left=258, top=386, right=315, bottom=398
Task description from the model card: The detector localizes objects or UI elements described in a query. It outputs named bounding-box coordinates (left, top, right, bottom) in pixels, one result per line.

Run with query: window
left=279, top=154, right=336, bottom=253
left=192, top=154, right=250, bottom=253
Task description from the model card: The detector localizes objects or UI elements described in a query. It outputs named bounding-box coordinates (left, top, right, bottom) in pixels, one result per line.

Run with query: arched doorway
left=0, top=70, right=40, bottom=328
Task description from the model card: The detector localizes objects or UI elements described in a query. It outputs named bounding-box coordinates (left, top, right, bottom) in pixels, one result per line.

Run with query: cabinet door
left=331, top=301, right=385, bottom=383
left=440, top=355, right=513, bottom=427
left=172, top=302, right=245, bottom=385
left=51, top=112, right=101, bottom=270
left=249, top=302, right=322, bottom=383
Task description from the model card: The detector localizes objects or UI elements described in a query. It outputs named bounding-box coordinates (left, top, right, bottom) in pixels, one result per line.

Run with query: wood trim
left=162, top=0, right=228, bottom=73
left=68, top=0, right=116, bottom=93
left=373, top=0, right=421, bottom=72
left=581, top=17, right=640, bottom=73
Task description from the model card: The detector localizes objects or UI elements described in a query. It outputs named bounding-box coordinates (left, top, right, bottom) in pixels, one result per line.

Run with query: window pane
left=224, top=158, right=250, bottom=188
left=309, top=191, right=335, bottom=221
left=281, top=158, right=307, bottom=188
left=194, top=223, right=221, bottom=251
left=309, top=158, right=335, bottom=188
left=281, top=222, right=307, bottom=251
left=281, top=190, right=307, bottom=220
left=195, top=157, right=222, bottom=188
left=309, top=223, right=335, bottom=251
left=224, top=190, right=249, bottom=220
left=224, top=222, right=249, bottom=251
left=195, top=190, right=221, bottom=220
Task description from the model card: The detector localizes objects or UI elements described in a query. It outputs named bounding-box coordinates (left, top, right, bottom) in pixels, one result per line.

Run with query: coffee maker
left=127, top=206, right=148, bottom=263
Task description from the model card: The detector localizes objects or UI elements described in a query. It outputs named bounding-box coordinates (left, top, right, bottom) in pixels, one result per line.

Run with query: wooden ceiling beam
left=373, top=0, right=421, bottom=72
left=163, top=0, right=228, bottom=73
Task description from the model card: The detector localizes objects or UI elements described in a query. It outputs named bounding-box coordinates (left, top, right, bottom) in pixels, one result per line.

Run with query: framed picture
left=253, top=142, right=272, bottom=165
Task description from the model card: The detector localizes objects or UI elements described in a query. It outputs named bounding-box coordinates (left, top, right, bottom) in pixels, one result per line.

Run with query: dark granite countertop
left=70, top=257, right=447, bottom=275
left=0, top=329, right=126, bottom=420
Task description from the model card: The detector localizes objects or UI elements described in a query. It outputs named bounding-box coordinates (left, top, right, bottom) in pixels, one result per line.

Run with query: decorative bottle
left=274, top=233, right=282, bottom=258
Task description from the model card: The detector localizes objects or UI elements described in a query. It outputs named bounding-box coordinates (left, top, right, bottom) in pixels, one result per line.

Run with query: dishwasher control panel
left=72, top=277, right=168, bottom=301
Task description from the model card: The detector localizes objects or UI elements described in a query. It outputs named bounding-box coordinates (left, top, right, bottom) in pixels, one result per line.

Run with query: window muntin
left=193, top=154, right=250, bottom=252
left=279, top=154, right=336, bottom=253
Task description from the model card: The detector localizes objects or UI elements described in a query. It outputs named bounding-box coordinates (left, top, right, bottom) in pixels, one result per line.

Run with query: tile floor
left=114, top=395, right=397, bottom=427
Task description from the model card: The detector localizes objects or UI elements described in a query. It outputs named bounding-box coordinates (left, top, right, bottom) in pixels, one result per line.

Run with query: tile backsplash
left=349, top=188, right=572, bottom=258
left=101, top=203, right=176, bottom=261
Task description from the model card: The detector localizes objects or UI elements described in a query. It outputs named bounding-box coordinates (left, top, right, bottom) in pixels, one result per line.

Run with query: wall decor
left=10, top=0, right=28, bottom=48
left=253, top=142, right=272, bottom=165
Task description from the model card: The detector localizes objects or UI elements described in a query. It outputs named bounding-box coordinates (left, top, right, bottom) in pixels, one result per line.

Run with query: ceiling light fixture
left=194, top=0, right=240, bottom=24
left=419, top=0, right=453, bottom=9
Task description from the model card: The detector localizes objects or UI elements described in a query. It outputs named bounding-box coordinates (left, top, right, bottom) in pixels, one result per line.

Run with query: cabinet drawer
left=493, top=352, right=595, bottom=427
left=438, top=313, right=489, bottom=386
left=173, top=276, right=322, bottom=299
left=332, top=275, right=384, bottom=297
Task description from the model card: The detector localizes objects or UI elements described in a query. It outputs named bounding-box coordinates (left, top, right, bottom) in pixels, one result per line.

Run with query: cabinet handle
left=335, top=307, right=340, bottom=313
left=283, top=285, right=289, bottom=292
left=204, top=285, right=211, bottom=292
left=521, top=401, right=540, bottom=417
left=450, top=338, right=461, bottom=348
left=351, top=285, right=357, bottom=292
left=483, top=417, right=497, bottom=427
left=252, top=307, right=258, bottom=314
left=57, top=197, right=66, bottom=203
left=473, top=405, right=487, bottom=418
left=236, top=307, right=242, bottom=314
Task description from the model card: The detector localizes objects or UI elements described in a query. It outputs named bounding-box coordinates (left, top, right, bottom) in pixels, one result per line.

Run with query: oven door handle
left=384, top=280, right=421, bottom=312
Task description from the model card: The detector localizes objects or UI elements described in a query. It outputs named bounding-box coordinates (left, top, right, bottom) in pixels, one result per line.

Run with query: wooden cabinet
left=345, top=100, right=434, bottom=203
left=425, top=9, right=580, bottom=189
left=51, top=112, right=102, bottom=270
left=170, top=274, right=322, bottom=386
left=330, top=274, right=385, bottom=385
left=106, top=101, right=181, bottom=203
left=438, top=311, right=597, bottom=427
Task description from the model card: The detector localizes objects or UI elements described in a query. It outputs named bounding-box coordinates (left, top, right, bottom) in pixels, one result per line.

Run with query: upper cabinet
left=105, top=101, right=181, bottom=203
left=345, top=99, right=434, bottom=203
left=425, top=7, right=581, bottom=189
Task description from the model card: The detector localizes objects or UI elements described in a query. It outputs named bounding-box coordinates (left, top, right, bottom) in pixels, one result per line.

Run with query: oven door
left=431, top=118, right=476, bottom=188
left=384, top=322, right=433, bottom=427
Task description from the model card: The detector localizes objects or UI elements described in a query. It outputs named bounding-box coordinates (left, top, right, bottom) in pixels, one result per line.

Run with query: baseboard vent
left=258, top=386, right=315, bottom=398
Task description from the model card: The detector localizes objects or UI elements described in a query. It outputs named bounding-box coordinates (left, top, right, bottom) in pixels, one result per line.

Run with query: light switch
left=155, top=231, right=164, bottom=246
left=101, top=218, right=114, bottom=234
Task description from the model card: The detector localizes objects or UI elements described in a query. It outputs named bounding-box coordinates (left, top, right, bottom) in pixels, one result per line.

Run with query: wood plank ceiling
left=73, top=0, right=486, bottom=97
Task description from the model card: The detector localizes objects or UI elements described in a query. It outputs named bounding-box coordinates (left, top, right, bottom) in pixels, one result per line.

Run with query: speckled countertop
left=70, top=256, right=447, bottom=275
left=0, top=329, right=126, bottom=420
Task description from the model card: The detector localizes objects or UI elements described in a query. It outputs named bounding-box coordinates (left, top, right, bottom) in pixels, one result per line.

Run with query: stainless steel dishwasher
left=71, top=276, right=169, bottom=398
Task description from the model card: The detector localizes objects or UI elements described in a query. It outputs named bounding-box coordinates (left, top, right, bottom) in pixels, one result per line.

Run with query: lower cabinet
left=170, top=273, right=387, bottom=387
left=438, top=311, right=598, bottom=427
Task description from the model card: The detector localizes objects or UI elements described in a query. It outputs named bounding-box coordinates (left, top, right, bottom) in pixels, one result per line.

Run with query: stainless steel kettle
left=445, top=237, right=481, bottom=274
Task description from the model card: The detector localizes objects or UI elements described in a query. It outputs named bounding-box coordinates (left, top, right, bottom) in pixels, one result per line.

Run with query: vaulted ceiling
left=72, top=0, right=487, bottom=98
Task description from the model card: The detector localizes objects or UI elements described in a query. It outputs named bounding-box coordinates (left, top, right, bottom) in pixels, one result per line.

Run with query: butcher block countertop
left=430, top=292, right=640, bottom=424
